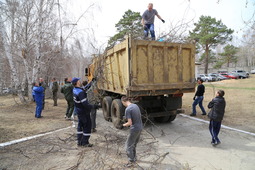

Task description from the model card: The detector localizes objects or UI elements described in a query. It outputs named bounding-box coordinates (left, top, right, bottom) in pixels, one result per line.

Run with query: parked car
left=207, top=74, right=217, bottom=81
left=2, top=88, right=11, bottom=94
left=198, top=74, right=215, bottom=82
left=208, top=73, right=220, bottom=81
left=198, top=74, right=206, bottom=82
left=231, top=70, right=248, bottom=79
left=246, top=72, right=250, bottom=77
left=220, top=73, right=238, bottom=79
left=251, top=69, right=255, bottom=74
left=211, top=73, right=228, bottom=81
left=217, top=75, right=228, bottom=81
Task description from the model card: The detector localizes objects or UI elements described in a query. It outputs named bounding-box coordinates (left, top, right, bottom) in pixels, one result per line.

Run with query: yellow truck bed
left=94, top=37, right=195, bottom=97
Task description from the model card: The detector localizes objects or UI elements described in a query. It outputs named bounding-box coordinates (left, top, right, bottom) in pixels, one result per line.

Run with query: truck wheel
left=111, top=99, right=125, bottom=129
left=102, top=96, right=112, bottom=121
left=167, top=115, right=176, bottom=122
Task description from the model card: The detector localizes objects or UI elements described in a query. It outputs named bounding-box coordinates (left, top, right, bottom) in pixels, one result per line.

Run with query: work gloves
left=143, top=25, right=148, bottom=30
left=193, top=96, right=196, bottom=100
left=161, top=19, right=165, bottom=23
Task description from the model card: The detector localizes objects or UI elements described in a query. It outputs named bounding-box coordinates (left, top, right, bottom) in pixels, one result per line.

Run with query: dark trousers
left=77, top=114, right=92, bottom=145
left=90, top=108, right=97, bottom=129
left=42, top=95, right=45, bottom=110
left=52, top=92, right=58, bottom=106
left=35, top=99, right=43, bottom=118
left=209, top=120, right=222, bottom=143
left=125, top=130, right=142, bottom=162
left=66, top=100, right=74, bottom=118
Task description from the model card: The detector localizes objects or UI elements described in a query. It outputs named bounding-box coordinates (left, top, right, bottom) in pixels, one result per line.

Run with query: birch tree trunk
left=23, top=55, right=32, bottom=100
left=32, top=0, right=44, bottom=83
left=0, top=45, right=3, bottom=93
left=0, top=14, right=26, bottom=102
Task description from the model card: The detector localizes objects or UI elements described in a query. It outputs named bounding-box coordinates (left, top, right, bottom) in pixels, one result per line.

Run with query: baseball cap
left=71, top=77, right=80, bottom=83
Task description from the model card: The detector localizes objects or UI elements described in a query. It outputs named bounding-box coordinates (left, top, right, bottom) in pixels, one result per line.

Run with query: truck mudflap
left=177, top=108, right=185, bottom=114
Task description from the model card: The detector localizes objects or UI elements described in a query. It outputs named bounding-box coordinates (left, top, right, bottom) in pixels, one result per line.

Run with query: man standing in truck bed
left=141, top=3, right=165, bottom=40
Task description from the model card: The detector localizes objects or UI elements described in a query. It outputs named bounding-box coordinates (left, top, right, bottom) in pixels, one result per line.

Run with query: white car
left=251, top=69, right=255, bottom=74
left=2, top=88, right=11, bottom=94
left=198, top=74, right=213, bottom=82
left=231, top=70, right=248, bottom=79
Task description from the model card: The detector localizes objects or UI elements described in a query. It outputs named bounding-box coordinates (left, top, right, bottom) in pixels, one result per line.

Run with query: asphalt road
left=141, top=113, right=255, bottom=170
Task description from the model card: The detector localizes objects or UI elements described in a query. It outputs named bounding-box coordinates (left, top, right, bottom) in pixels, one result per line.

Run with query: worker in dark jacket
left=61, top=77, right=74, bottom=120
left=190, top=79, right=207, bottom=116
left=33, top=82, right=44, bottom=118
left=82, top=80, right=99, bottom=133
left=208, top=90, right=226, bottom=146
left=72, top=77, right=93, bottom=147
left=52, top=78, right=59, bottom=106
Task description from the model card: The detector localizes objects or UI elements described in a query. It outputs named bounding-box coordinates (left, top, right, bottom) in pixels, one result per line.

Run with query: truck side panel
left=97, top=41, right=129, bottom=95
left=96, top=38, right=195, bottom=97
left=129, top=40, right=195, bottom=96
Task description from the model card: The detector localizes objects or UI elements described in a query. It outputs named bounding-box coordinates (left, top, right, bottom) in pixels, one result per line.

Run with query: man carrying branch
left=122, top=96, right=143, bottom=167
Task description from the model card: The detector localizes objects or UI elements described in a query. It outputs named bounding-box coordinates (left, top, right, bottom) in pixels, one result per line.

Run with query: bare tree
left=238, top=24, right=255, bottom=67
left=0, top=0, right=101, bottom=102
left=0, top=1, right=26, bottom=102
left=0, top=28, right=4, bottom=93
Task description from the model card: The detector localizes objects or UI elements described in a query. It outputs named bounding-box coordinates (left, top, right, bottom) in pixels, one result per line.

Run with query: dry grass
left=0, top=97, right=70, bottom=143
left=182, top=75, right=255, bottom=133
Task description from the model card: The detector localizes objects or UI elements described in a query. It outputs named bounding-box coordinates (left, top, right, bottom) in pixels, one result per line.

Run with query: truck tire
left=111, top=99, right=125, bottom=129
left=167, top=115, right=177, bottom=122
left=102, top=96, right=112, bottom=121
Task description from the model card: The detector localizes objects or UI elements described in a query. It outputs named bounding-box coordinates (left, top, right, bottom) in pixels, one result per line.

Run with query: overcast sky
left=64, top=0, right=254, bottom=45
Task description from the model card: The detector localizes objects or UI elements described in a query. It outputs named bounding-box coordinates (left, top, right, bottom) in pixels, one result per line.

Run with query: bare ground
left=182, top=75, right=255, bottom=133
left=0, top=96, right=186, bottom=169
left=0, top=103, right=183, bottom=169
left=0, top=97, right=70, bottom=143
left=0, top=75, right=255, bottom=169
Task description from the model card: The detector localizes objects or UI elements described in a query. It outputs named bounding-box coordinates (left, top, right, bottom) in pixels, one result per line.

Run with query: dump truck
left=85, top=36, right=196, bottom=129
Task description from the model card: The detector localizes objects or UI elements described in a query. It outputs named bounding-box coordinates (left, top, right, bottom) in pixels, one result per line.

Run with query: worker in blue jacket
left=33, top=82, right=44, bottom=118
left=72, top=77, right=94, bottom=147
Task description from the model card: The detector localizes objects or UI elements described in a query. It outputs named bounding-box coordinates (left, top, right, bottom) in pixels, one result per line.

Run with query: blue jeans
left=209, top=120, right=222, bottom=143
left=192, top=96, right=206, bottom=114
left=144, top=24, right=155, bottom=40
